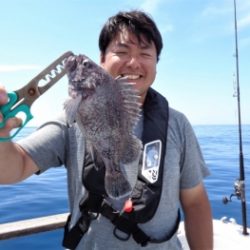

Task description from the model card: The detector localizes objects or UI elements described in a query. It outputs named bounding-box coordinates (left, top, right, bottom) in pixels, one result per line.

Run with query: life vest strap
left=62, top=213, right=91, bottom=250
left=62, top=194, right=180, bottom=249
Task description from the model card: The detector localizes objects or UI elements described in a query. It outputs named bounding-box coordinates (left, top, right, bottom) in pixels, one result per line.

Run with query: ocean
left=0, top=125, right=249, bottom=250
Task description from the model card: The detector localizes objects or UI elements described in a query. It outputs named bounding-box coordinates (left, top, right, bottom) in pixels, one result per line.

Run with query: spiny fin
left=63, top=95, right=82, bottom=125
left=115, top=78, right=141, bottom=129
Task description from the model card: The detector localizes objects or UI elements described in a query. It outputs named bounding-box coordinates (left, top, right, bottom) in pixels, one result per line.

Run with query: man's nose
left=126, top=56, right=141, bottom=68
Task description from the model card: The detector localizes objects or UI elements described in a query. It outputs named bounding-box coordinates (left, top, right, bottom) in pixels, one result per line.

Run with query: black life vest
left=63, top=88, right=180, bottom=249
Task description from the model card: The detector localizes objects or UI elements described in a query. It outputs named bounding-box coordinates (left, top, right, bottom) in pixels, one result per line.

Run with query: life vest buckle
left=113, top=226, right=131, bottom=241
left=88, top=212, right=99, bottom=220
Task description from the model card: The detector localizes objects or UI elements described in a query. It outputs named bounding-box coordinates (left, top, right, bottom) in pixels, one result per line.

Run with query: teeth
left=121, top=74, right=141, bottom=80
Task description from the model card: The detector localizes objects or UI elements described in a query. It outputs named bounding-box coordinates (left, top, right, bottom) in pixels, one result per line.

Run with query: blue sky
left=0, top=0, right=249, bottom=126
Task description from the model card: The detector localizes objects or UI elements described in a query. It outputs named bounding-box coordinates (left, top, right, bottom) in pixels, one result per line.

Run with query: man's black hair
left=99, top=10, right=163, bottom=62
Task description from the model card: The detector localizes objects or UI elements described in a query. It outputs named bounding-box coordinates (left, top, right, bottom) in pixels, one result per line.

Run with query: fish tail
left=105, top=168, right=132, bottom=199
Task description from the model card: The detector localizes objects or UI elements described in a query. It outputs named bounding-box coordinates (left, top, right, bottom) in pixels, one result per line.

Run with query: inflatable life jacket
left=63, top=88, right=180, bottom=249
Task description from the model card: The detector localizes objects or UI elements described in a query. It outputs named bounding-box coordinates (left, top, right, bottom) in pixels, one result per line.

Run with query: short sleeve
left=17, top=114, right=68, bottom=174
left=179, top=116, right=210, bottom=189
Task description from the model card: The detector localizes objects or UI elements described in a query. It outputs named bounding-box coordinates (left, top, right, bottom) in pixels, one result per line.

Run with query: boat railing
left=0, top=213, right=69, bottom=240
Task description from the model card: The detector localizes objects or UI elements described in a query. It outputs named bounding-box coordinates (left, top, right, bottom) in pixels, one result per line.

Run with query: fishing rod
left=223, top=0, right=249, bottom=236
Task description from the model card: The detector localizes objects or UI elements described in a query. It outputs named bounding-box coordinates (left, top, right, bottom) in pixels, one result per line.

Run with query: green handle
left=0, top=92, right=33, bottom=142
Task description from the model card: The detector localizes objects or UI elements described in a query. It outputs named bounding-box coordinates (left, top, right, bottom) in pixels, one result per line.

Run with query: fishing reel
left=223, top=179, right=245, bottom=204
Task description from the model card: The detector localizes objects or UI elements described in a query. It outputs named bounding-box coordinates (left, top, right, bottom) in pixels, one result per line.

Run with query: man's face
left=100, top=29, right=158, bottom=103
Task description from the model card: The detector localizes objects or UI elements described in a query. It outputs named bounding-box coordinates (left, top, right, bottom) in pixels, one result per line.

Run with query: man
left=0, top=10, right=213, bottom=249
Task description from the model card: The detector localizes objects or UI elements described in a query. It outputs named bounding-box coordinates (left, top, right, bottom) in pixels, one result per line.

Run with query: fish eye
left=83, top=59, right=92, bottom=68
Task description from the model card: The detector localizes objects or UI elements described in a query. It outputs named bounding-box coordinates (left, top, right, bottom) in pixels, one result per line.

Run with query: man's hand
left=0, top=85, right=22, bottom=139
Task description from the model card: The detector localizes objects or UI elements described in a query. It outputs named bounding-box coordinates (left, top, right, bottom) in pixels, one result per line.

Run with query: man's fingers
left=5, top=117, right=23, bottom=129
left=0, top=86, right=8, bottom=105
left=0, top=117, right=22, bottom=139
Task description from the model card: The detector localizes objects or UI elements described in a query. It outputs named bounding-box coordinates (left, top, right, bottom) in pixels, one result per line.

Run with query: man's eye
left=141, top=53, right=152, bottom=57
left=115, top=51, right=127, bottom=55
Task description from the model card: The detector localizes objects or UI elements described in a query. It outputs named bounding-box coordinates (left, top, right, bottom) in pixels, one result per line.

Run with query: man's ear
left=100, top=53, right=105, bottom=65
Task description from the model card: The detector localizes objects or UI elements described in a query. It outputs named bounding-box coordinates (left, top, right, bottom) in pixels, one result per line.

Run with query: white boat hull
left=178, top=218, right=250, bottom=250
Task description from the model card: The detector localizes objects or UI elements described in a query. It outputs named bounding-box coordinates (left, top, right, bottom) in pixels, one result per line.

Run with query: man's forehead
left=113, top=29, right=153, bottom=48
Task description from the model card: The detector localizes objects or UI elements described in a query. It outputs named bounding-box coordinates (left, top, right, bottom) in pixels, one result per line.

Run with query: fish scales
left=64, top=54, right=142, bottom=199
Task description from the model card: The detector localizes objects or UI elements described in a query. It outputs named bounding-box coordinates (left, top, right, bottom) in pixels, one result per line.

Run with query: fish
left=64, top=54, right=142, bottom=199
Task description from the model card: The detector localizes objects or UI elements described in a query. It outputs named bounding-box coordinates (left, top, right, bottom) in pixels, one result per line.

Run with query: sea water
left=0, top=125, right=249, bottom=250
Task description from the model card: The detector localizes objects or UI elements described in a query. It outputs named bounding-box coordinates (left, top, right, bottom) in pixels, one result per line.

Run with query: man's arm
left=0, top=86, right=39, bottom=184
left=180, top=182, right=213, bottom=250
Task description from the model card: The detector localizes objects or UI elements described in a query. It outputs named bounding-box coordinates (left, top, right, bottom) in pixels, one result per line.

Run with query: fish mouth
left=69, top=81, right=96, bottom=99
left=69, top=88, right=94, bottom=100
left=69, top=88, right=79, bottom=99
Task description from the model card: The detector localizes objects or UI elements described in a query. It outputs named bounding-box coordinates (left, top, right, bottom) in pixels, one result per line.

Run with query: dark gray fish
left=64, top=54, right=142, bottom=199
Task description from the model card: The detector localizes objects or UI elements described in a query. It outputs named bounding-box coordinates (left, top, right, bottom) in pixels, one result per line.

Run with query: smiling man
left=0, top=10, right=213, bottom=250
left=100, top=28, right=157, bottom=103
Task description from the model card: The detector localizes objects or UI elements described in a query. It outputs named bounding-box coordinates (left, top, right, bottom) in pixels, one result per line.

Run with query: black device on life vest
left=62, top=88, right=180, bottom=249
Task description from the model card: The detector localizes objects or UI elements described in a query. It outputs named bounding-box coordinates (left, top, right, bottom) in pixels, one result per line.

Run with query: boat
left=178, top=218, right=250, bottom=249
left=1, top=215, right=249, bottom=249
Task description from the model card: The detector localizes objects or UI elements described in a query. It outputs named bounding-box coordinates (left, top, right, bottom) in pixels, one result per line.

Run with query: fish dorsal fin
left=115, top=77, right=141, bottom=129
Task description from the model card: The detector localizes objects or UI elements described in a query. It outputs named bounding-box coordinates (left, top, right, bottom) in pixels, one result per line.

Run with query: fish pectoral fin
left=63, top=96, right=82, bottom=125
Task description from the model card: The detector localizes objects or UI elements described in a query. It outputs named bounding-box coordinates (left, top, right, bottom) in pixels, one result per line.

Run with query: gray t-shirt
left=18, top=107, right=209, bottom=250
